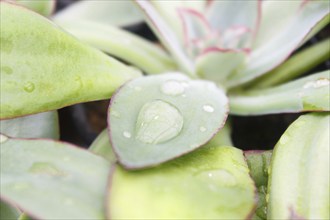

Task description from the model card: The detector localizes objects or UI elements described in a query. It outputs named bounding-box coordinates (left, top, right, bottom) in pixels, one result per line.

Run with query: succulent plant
left=0, top=0, right=329, bottom=219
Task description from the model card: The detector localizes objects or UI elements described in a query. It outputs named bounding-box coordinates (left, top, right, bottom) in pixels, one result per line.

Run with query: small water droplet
left=203, top=104, right=214, bottom=113
left=123, top=131, right=131, bottom=138
left=111, top=110, right=121, bottom=118
left=303, top=78, right=329, bottom=89
left=279, top=134, right=289, bottom=145
left=161, top=80, right=185, bottom=96
left=181, top=94, right=187, bottom=98
left=0, top=134, right=8, bottom=143
left=29, top=162, right=66, bottom=176
left=24, top=82, right=35, bottom=93
left=135, top=100, right=183, bottom=144
left=1, top=66, right=13, bottom=74
left=197, top=169, right=237, bottom=189
left=199, top=126, right=207, bottom=132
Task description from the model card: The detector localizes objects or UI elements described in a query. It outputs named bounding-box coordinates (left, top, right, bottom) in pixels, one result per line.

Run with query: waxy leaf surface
left=229, top=71, right=330, bottom=115
left=0, top=200, right=20, bottom=220
left=267, top=113, right=330, bottom=219
left=0, top=135, right=110, bottom=219
left=108, top=146, right=256, bottom=219
left=0, top=111, right=59, bottom=139
left=15, top=0, right=55, bottom=16
left=0, top=2, right=141, bottom=119
left=108, top=73, right=228, bottom=169
left=89, top=129, right=117, bottom=164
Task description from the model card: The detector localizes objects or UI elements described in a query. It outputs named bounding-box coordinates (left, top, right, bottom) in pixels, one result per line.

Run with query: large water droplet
left=24, top=82, right=35, bottom=93
left=29, top=162, right=66, bottom=176
left=161, top=80, right=185, bottom=96
left=1, top=66, right=13, bottom=74
left=135, top=100, right=183, bottom=144
left=303, top=78, right=329, bottom=89
left=203, top=104, right=214, bottom=113
left=0, top=134, right=8, bottom=143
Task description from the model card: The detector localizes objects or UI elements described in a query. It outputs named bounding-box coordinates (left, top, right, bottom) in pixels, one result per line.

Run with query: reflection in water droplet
left=135, top=100, right=183, bottom=144
left=24, top=82, right=35, bottom=93
left=199, top=126, right=207, bottom=132
left=111, top=110, right=121, bottom=118
left=123, top=131, right=131, bottom=138
left=303, top=78, right=329, bottom=89
left=1, top=66, right=13, bottom=74
left=29, top=162, right=66, bottom=176
left=0, top=134, right=8, bottom=143
left=203, top=105, right=214, bottom=113
left=197, top=169, right=237, bottom=190
left=161, top=80, right=185, bottom=96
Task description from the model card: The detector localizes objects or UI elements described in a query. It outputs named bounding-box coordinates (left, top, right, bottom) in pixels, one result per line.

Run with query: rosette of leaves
left=1, top=0, right=330, bottom=219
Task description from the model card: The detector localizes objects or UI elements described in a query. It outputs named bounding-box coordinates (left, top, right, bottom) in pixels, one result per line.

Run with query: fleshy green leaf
left=229, top=71, right=330, bottom=115
left=246, top=38, right=330, bottom=89
left=53, top=0, right=143, bottom=27
left=0, top=2, right=141, bottom=119
left=108, top=73, right=228, bottom=169
left=108, top=146, right=257, bottom=219
left=89, top=129, right=117, bottom=163
left=206, top=120, right=233, bottom=147
left=245, top=150, right=272, bottom=220
left=196, top=50, right=246, bottom=86
left=267, top=113, right=330, bottom=219
left=135, top=0, right=194, bottom=76
left=55, top=21, right=177, bottom=74
left=0, top=200, right=20, bottom=220
left=0, top=134, right=110, bottom=220
left=15, top=0, right=55, bottom=17
left=18, top=213, right=32, bottom=220
left=0, top=111, right=59, bottom=139
left=227, top=0, right=330, bottom=87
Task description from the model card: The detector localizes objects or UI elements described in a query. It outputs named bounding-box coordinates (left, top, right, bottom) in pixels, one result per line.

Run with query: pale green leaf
left=108, top=73, right=228, bottom=169
left=56, top=21, right=177, bottom=74
left=229, top=71, right=330, bottom=115
left=135, top=0, right=194, bottom=76
left=15, top=0, right=55, bottom=17
left=0, top=135, right=110, bottom=220
left=0, top=111, right=59, bottom=139
left=0, top=2, right=141, bottom=119
left=246, top=38, right=330, bottom=89
left=53, top=0, right=143, bottom=27
left=108, top=146, right=256, bottom=219
left=267, top=113, right=330, bottom=219
left=89, top=129, right=117, bottom=164
left=227, top=0, right=330, bottom=87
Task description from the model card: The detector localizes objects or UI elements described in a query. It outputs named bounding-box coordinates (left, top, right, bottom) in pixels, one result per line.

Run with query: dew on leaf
left=199, top=126, right=207, bottom=132
left=203, top=104, right=214, bottom=113
left=197, top=169, right=237, bottom=188
left=23, top=82, right=35, bottom=93
left=161, top=80, right=185, bottom=96
left=123, top=131, right=132, bottom=138
left=303, top=78, right=329, bottom=89
left=28, top=162, right=66, bottom=176
left=0, top=134, right=8, bottom=143
left=135, top=100, right=183, bottom=144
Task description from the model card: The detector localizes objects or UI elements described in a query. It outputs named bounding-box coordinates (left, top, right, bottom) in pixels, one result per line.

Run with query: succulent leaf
left=267, top=113, right=330, bottom=219
left=0, top=111, right=59, bottom=139
left=0, top=2, right=141, bottom=119
left=0, top=135, right=110, bottom=220
left=229, top=71, right=330, bottom=115
left=108, top=73, right=228, bottom=169
left=15, top=0, right=55, bottom=17
left=53, top=0, right=143, bottom=27
left=227, top=0, right=330, bottom=87
left=245, top=150, right=273, bottom=220
left=0, top=200, right=21, bottom=220
left=108, top=146, right=256, bottom=219
left=89, top=129, right=117, bottom=164
left=55, top=21, right=177, bottom=74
